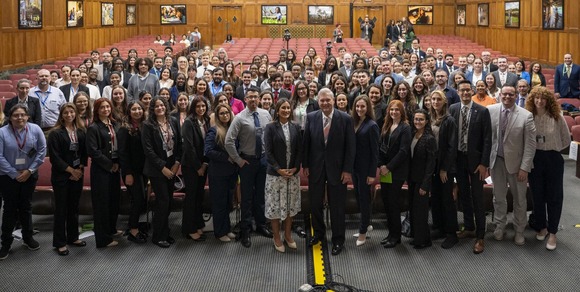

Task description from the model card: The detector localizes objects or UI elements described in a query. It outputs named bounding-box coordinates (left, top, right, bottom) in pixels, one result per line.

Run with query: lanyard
left=12, top=125, right=28, bottom=150
left=35, top=89, right=51, bottom=107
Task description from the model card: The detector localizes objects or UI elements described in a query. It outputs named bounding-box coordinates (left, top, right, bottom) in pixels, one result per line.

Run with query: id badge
left=70, top=142, right=79, bottom=151
left=73, top=159, right=81, bottom=167
left=166, top=149, right=173, bottom=157
left=111, top=151, right=118, bottom=159
left=15, top=158, right=26, bottom=166
left=255, top=127, right=263, bottom=136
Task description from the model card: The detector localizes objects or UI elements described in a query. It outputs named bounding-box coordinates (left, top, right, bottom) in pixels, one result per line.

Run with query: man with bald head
left=554, top=53, right=580, bottom=99
left=30, top=69, right=66, bottom=129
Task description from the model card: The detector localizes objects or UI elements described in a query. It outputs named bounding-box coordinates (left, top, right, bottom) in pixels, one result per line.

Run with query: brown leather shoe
left=457, top=230, right=476, bottom=239
left=473, top=239, right=484, bottom=254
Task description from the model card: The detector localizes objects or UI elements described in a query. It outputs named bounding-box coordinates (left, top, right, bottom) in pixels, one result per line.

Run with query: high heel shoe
left=356, top=234, right=367, bottom=247
left=57, top=247, right=69, bottom=256
left=274, top=241, right=285, bottom=253
left=353, top=225, right=373, bottom=238
left=284, top=237, right=297, bottom=249
left=218, top=235, right=231, bottom=242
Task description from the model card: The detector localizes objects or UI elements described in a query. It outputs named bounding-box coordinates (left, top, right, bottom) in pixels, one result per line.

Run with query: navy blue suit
left=303, top=110, right=355, bottom=245
left=554, top=63, right=580, bottom=98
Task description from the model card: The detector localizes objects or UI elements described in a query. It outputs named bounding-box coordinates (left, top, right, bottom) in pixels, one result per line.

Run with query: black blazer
left=271, top=88, right=291, bottom=102
left=234, top=84, right=260, bottom=102
left=378, top=123, right=412, bottom=181
left=317, top=71, right=331, bottom=87
left=434, top=115, right=457, bottom=174
left=59, top=84, right=90, bottom=103
left=408, top=132, right=436, bottom=192
left=264, top=121, right=302, bottom=176
left=373, top=101, right=387, bottom=130
left=354, top=118, right=380, bottom=178
left=204, top=127, right=237, bottom=177
left=181, top=116, right=209, bottom=170
left=3, top=96, right=42, bottom=126
left=117, top=125, right=145, bottom=176
left=86, top=119, right=120, bottom=172
left=48, top=127, right=88, bottom=182
left=449, top=102, right=492, bottom=171
left=302, top=110, right=355, bottom=185
left=141, top=117, right=182, bottom=178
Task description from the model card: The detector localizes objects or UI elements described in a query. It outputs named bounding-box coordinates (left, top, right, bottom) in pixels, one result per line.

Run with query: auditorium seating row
left=32, top=157, right=531, bottom=219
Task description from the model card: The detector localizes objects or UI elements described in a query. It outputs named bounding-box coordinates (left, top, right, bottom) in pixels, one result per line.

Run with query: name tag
left=536, top=135, right=546, bottom=143
left=166, top=149, right=173, bottom=157
left=70, top=142, right=79, bottom=151
left=73, top=159, right=81, bottom=167
left=255, top=127, right=263, bottom=136
left=15, top=158, right=26, bottom=166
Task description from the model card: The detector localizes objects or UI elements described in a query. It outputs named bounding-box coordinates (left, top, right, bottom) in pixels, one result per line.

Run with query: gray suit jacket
left=492, top=71, right=518, bottom=88
left=488, top=103, right=536, bottom=174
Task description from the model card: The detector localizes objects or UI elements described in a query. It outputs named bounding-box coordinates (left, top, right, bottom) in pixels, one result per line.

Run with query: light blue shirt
left=31, top=85, right=66, bottom=128
left=0, top=123, right=47, bottom=179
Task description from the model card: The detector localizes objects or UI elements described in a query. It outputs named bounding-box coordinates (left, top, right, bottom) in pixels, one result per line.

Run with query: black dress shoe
left=153, top=241, right=171, bottom=248
left=128, top=233, right=146, bottom=244
left=441, top=235, right=458, bottom=249
left=383, top=238, right=401, bottom=249
left=256, top=226, right=273, bottom=238
left=241, top=235, right=251, bottom=248
left=331, top=244, right=344, bottom=255
left=293, top=224, right=307, bottom=238
left=380, top=237, right=391, bottom=245
left=57, top=248, right=69, bottom=256
left=308, top=237, right=320, bottom=247
left=166, top=236, right=176, bottom=245
left=413, top=242, right=432, bottom=249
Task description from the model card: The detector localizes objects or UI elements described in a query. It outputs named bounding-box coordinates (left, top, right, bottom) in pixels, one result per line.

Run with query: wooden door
left=353, top=6, right=384, bottom=46
left=211, top=6, right=243, bottom=47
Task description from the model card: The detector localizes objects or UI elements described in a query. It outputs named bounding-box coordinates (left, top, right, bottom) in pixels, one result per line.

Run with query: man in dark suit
left=481, top=51, right=498, bottom=73
left=554, top=53, right=580, bottom=99
left=59, top=69, right=90, bottom=103
left=492, top=57, right=518, bottom=88
left=411, top=38, right=426, bottom=61
left=302, top=88, right=355, bottom=255
left=269, top=73, right=291, bottom=103
left=442, top=54, right=458, bottom=76
left=450, top=80, right=492, bottom=254
left=4, top=79, right=42, bottom=125
left=234, top=70, right=260, bottom=103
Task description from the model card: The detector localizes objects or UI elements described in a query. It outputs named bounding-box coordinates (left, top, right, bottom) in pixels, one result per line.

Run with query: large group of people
left=0, top=33, right=577, bottom=260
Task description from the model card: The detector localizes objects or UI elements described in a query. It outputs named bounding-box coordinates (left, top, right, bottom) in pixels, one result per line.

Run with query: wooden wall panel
left=1, top=0, right=577, bottom=70
left=1, top=0, right=139, bottom=70
left=455, top=0, right=579, bottom=65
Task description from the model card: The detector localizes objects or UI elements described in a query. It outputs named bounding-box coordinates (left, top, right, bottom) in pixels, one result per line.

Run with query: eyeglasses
left=218, top=112, right=230, bottom=116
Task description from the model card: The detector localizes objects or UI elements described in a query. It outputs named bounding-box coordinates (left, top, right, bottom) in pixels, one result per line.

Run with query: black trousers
left=456, top=152, right=486, bottom=239
left=431, top=171, right=458, bottom=236
left=529, top=150, right=564, bottom=234
left=309, top=170, right=347, bottom=245
left=409, top=182, right=430, bottom=245
left=90, top=166, right=121, bottom=248
left=181, top=166, right=207, bottom=235
left=380, top=180, right=404, bottom=240
left=52, top=178, right=83, bottom=248
left=238, top=157, right=267, bottom=234
left=0, top=175, right=37, bottom=248
left=150, top=176, right=173, bottom=243
left=209, top=173, right=237, bottom=238
left=124, top=173, right=147, bottom=230
left=353, top=172, right=372, bottom=234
